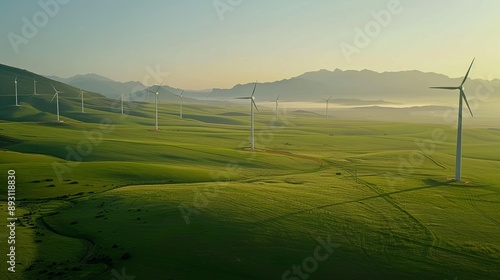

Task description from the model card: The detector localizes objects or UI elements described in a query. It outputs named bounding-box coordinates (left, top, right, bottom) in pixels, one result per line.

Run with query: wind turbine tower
left=235, top=81, right=259, bottom=150
left=14, top=76, right=18, bottom=106
left=275, top=95, right=280, bottom=119
left=322, top=97, right=332, bottom=118
left=121, top=92, right=124, bottom=115
left=147, top=84, right=162, bottom=130
left=179, top=90, right=184, bottom=119
left=50, top=84, right=64, bottom=122
left=430, top=58, right=475, bottom=181
left=78, top=89, right=85, bottom=113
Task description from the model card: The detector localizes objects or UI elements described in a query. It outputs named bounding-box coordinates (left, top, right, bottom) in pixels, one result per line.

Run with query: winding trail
left=37, top=212, right=111, bottom=278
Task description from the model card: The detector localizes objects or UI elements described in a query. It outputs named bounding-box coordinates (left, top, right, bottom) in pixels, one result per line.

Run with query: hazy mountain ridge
left=3, top=64, right=499, bottom=106
left=207, top=68, right=499, bottom=106
left=46, top=73, right=145, bottom=100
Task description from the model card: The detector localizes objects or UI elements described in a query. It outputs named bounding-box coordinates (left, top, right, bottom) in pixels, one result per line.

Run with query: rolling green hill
left=0, top=65, right=499, bottom=279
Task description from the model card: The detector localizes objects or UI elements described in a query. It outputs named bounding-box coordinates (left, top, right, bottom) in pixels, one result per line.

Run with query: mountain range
left=44, top=68, right=500, bottom=106
left=2, top=63, right=499, bottom=110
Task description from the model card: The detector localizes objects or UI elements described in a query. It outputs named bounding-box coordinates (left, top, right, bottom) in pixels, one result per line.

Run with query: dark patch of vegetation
left=121, top=252, right=131, bottom=260
left=88, top=254, right=113, bottom=266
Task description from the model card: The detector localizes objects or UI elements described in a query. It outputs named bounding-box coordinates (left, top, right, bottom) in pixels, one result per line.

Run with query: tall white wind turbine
left=34, top=79, right=37, bottom=95
left=322, top=96, right=332, bottom=118
left=147, top=84, right=162, bottom=130
left=50, top=84, right=64, bottom=122
left=78, top=89, right=85, bottom=113
left=235, top=81, right=259, bottom=150
left=14, top=76, right=18, bottom=106
left=430, top=58, right=475, bottom=182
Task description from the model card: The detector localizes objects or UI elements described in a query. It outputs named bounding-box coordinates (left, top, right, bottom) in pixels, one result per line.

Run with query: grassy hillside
left=0, top=65, right=499, bottom=279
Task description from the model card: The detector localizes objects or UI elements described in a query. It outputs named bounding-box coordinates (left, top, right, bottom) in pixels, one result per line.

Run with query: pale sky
left=1, top=0, right=499, bottom=90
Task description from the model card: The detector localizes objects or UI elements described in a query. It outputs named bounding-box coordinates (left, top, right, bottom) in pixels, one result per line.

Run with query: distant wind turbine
left=120, top=92, right=125, bottom=115
left=275, top=95, right=280, bottom=119
left=147, top=84, right=162, bottom=130
left=14, top=76, right=18, bottom=106
left=178, top=90, right=184, bottom=119
left=33, top=79, right=37, bottom=95
left=235, top=81, right=259, bottom=150
left=430, top=58, right=475, bottom=182
left=50, top=84, right=64, bottom=122
left=322, top=96, right=332, bottom=118
left=78, top=89, right=85, bottom=113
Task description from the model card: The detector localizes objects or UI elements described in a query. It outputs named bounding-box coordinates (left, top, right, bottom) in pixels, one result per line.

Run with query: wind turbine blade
left=460, top=58, right=475, bottom=87
left=180, top=90, right=184, bottom=97
left=327, top=96, right=332, bottom=101
left=146, top=89, right=155, bottom=94
left=461, top=89, right=473, bottom=117
left=252, top=99, right=259, bottom=112
left=51, top=83, right=57, bottom=92
left=235, top=97, right=251, bottom=100
left=429, top=86, right=459, bottom=90
left=50, top=93, right=57, bottom=102
left=251, top=81, right=257, bottom=97
left=155, top=83, right=163, bottom=93
left=15, top=76, right=17, bottom=82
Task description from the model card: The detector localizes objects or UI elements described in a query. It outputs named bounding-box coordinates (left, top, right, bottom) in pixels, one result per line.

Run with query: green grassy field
left=0, top=85, right=499, bottom=279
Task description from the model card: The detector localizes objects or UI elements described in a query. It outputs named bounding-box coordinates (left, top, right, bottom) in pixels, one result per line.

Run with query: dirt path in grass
left=38, top=213, right=111, bottom=279
left=38, top=217, right=96, bottom=263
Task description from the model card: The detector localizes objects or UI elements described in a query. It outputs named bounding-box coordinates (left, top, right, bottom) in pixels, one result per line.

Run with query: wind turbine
left=33, top=79, right=37, bottom=95
left=275, top=95, right=280, bottom=119
left=235, top=81, right=258, bottom=150
left=50, top=84, right=64, bottom=122
left=120, top=92, right=125, bottom=115
left=322, top=96, right=332, bottom=118
left=78, top=89, right=85, bottom=113
left=146, top=84, right=162, bottom=130
left=178, top=90, right=184, bottom=119
left=430, top=58, right=475, bottom=182
left=14, top=76, right=18, bottom=106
